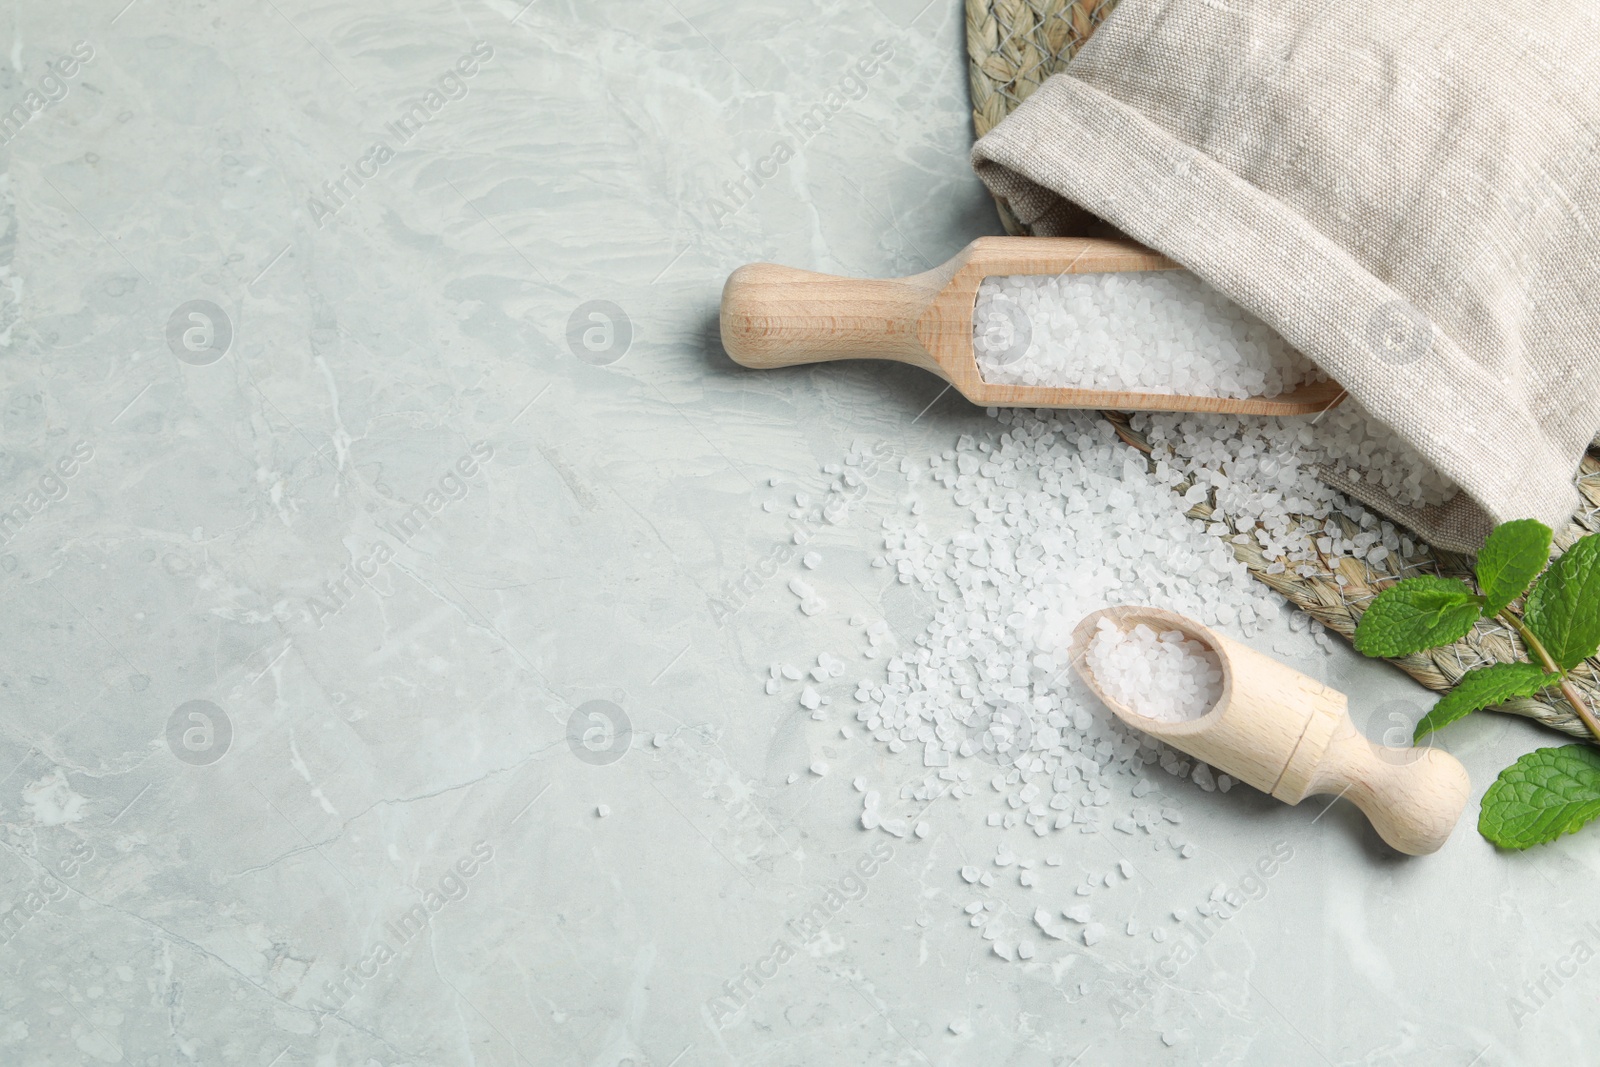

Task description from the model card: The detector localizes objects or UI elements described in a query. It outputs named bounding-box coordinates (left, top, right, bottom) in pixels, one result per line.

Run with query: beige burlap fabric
left=971, top=0, right=1600, bottom=553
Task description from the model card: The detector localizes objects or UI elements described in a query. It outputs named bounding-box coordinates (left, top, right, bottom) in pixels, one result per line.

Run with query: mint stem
left=1498, top=609, right=1600, bottom=745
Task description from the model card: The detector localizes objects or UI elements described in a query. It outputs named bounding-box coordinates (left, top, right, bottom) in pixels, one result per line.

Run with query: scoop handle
left=1309, top=724, right=1471, bottom=855
left=718, top=262, right=945, bottom=372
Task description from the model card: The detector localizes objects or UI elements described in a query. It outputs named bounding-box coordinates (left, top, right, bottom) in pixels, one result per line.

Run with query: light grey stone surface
left=0, top=2, right=1588, bottom=1064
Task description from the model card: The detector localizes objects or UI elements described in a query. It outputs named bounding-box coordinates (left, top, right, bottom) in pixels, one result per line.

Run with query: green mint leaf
left=1352, top=576, right=1484, bottom=657
left=1413, top=662, right=1561, bottom=741
left=1523, top=533, right=1600, bottom=671
left=1478, top=744, right=1600, bottom=849
left=1475, top=519, right=1552, bottom=615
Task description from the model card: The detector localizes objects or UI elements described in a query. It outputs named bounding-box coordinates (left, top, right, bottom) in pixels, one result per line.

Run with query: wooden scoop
left=1071, top=606, right=1470, bottom=856
left=719, top=236, right=1346, bottom=416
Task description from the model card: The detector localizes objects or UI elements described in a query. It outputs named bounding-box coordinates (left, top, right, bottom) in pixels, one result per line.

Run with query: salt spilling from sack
left=748, top=405, right=1457, bottom=965
left=971, top=270, right=1457, bottom=508
left=1085, top=620, right=1223, bottom=723
left=746, top=274, right=1480, bottom=977
left=973, top=270, right=1323, bottom=398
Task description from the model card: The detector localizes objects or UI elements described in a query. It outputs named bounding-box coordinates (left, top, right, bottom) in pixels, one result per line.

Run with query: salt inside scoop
left=972, top=271, right=1323, bottom=399
left=1084, top=618, right=1224, bottom=723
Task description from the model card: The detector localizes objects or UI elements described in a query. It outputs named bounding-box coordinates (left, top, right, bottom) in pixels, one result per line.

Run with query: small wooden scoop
left=1071, top=606, right=1470, bottom=855
left=719, top=236, right=1346, bottom=416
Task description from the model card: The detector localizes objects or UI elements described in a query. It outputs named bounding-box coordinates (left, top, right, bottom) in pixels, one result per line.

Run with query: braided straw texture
left=967, top=5, right=1600, bottom=737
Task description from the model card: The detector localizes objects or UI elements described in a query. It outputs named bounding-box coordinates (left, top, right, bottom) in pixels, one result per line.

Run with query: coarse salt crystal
left=1085, top=620, right=1223, bottom=723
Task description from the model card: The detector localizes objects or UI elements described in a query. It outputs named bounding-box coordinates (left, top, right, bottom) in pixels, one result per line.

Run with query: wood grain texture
left=720, top=237, right=1349, bottom=416
left=1072, top=606, right=1470, bottom=855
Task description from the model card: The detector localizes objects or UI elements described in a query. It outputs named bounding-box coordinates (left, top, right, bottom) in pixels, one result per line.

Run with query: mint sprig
left=1352, top=520, right=1600, bottom=849
left=1351, top=576, right=1483, bottom=657
left=1524, top=535, right=1600, bottom=671
left=1412, top=662, right=1559, bottom=741
left=1479, top=746, right=1600, bottom=848
left=1475, top=518, right=1551, bottom=615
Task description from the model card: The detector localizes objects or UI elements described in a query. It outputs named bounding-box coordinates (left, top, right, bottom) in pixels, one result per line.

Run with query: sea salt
left=816, top=311, right=1470, bottom=966
left=1137, top=401, right=1456, bottom=522
left=973, top=270, right=1321, bottom=399
left=1085, top=619, right=1224, bottom=723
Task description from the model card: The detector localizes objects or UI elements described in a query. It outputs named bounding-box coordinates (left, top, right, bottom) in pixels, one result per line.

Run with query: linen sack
left=971, top=0, right=1600, bottom=552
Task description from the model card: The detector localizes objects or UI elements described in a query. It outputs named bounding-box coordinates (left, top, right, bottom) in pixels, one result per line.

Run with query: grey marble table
left=0, top=1, right=1589, bottom=1064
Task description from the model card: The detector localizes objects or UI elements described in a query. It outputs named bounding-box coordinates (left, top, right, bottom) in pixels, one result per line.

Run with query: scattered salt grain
left=803, top=551, right=822, bottom=569
left=816, top=347, right=1466, bottom=962
left=861, top=791, right=881, bottom=831
left=596, top=805, right=610, bottom=818
left=789, top=577, right=825, bottom=615
left=1081, top=923, right=1106, bottom=947
left=810, top=761, right=828, bottom=777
